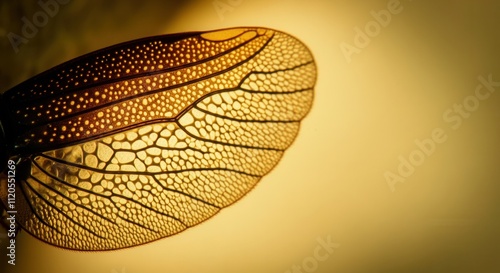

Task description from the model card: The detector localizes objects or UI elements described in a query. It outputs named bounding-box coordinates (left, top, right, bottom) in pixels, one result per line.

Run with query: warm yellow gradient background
left=1, top=1, right=499, bottom=272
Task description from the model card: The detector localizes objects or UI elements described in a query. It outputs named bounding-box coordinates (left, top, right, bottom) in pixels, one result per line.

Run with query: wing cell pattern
left=3, top=28, right=316, bottom=250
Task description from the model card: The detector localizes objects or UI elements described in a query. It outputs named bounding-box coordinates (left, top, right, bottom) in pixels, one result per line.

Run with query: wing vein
left=32, top=157, right=188, bottom=227
left=25, top=176, right=105, bottom=239
left=193, top=104, right=302, bottom=123
left=29, top=172, right=119, bottom=227
left=39, top=153, right=262, bottom=177
left=152, top=176, right=222, bottom=210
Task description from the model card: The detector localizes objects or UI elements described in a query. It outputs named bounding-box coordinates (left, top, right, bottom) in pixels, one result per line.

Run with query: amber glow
left=1, top=1, right=499, bottom=273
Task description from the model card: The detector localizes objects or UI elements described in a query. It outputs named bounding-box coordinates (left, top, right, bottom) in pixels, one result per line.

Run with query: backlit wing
left=0, top=27, right=316, bottom=250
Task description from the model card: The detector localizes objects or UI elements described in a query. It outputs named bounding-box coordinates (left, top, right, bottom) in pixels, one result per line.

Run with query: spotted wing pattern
left=1, top=28, right=316, bottom=250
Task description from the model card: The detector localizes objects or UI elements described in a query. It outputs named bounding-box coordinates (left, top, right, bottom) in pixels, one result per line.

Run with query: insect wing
left=0, top=28, right=316, bottom=250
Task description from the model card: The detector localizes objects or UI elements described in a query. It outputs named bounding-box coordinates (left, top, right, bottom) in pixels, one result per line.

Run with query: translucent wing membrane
left=0, top=27, right=316, bottom=250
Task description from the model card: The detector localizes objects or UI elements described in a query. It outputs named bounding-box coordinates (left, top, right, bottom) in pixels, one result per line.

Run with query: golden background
left=1, top=0, right=499, bottom=272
